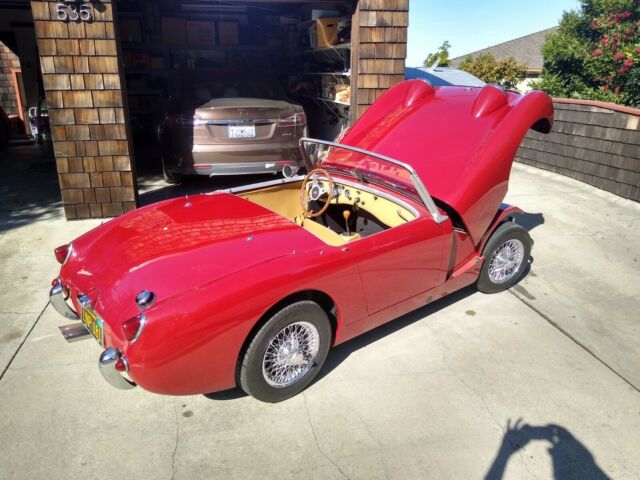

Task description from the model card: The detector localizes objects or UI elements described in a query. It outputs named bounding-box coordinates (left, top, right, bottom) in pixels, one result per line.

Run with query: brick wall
left=351, top=0, right=408, bottom=122
left=30, top=0, right=137, bottom=219
left=0, top=41, right=21, bottom=116
left=516, top=100, right=640, bottom=202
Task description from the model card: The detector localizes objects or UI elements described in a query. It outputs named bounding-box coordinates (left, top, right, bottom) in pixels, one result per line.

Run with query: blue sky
left=407, top=0, right=580, bottom=67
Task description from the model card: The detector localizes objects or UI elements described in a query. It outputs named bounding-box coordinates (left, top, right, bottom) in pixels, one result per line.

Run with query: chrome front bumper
left=50, top=278, right=80, bottom=320
left=99, top=348, right=136, bottom=390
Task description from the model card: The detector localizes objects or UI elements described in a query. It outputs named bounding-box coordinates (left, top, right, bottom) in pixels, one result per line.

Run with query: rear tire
left=239, top=301, right=331, bottom=403
left=159, top=132, right=183, bottom=184
left=162, top=158, right=183, bottom=184
left=477, top=222, right=532, bottom=294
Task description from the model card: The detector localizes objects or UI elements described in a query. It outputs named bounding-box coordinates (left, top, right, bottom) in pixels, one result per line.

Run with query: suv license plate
left=228, top=125, right=256, bottom=139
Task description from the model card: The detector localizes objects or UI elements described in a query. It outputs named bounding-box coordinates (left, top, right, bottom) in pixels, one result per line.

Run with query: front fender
left=477, top=204, right=524, bottom=253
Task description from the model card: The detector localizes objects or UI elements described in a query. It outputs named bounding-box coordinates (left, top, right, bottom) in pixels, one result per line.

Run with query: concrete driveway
left=1, top=151, right=639, bottom=479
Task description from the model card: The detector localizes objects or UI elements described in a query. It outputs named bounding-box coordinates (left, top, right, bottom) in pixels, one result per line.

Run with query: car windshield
left=303, top=141, right=422, bottom=205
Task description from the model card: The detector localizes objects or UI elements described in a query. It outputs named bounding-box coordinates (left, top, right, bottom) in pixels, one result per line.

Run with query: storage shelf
left=307, top=43, right=351, bottom=53
left=305, top=71, right=351, bottom=77
left=121, top=42, right=282, bottom=52
left=301, top=95, right=350, bottom=107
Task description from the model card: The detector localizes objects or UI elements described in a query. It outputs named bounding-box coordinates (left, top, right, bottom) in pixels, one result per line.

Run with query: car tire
left=162, top=158, right=183, bottom=184
left=239, top=301, right=331, bottom=403
left=477, top=222, right=532, bottom=294
left=160, top=134, right=183, bottom=184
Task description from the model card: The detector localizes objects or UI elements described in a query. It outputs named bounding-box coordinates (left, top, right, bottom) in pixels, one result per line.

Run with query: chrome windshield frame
left=298, top=137, right=448, bottom=224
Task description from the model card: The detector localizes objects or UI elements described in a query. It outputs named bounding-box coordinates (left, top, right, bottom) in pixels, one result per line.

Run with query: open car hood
left=323, top=80, right=553, bottom=243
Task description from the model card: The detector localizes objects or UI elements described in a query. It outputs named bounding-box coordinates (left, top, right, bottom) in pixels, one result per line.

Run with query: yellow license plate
left=82, top=307, right=103, bottom=345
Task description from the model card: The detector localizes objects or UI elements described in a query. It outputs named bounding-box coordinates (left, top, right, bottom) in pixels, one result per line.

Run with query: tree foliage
left=424, top=41, right=451, bottom=67
left=458, top=54, right=528, bottom=90
left=532, top=0, right=640, bottom=106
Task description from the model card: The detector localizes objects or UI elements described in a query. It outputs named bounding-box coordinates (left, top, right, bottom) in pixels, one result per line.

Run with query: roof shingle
left=449, top=27, right=558, bottom=72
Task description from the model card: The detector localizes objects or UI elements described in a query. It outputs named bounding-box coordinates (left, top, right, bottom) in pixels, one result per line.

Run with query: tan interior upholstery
left=239, top=183, right=304, bottom=219
left=240, top=180, right=417, bottom=246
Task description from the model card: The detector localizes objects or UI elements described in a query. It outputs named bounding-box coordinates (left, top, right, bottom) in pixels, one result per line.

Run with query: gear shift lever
left=343, top=210, right=351, bottom=236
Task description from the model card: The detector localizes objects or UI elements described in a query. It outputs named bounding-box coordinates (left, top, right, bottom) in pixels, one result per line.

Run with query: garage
left=118, top=1, right=355, bottom=185
left=21, top=0, right=407, bottom=219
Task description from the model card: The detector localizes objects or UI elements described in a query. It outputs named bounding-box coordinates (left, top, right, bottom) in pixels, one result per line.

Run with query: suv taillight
left=277, top=112, right=306, bottom=127
left=122, top=314, right=147, bottom=343
left=54, top=244, right=72, bottom=265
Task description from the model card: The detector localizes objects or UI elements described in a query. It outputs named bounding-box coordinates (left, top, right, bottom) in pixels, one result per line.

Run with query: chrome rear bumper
left=50, top=278, right=80, bottom=320
left=99, top=348, right=136, bottom=390
left=183, top=160, right=298, bottom=177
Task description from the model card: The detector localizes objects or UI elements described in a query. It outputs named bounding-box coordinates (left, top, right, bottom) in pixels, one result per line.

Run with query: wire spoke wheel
left=488, top=239, right=525, bottom=284
left=262, top=321, right=320, bottom=388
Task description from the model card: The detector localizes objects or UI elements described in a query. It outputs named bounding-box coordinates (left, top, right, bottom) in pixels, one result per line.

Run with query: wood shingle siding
left=516, top=101, right=640, bottom=202
left=31, top=0, right=136, bottom=219
left=351, top=0, right=408, bottom=122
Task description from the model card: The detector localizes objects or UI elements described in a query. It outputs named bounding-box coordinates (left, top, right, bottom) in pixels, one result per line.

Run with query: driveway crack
left=508, top=289, right=639, bottom=394
left=171, top=398, right=180, bottom=480
left=303, top=392, right=350, bottom=479
left=0, top=300, right=50, bottom=383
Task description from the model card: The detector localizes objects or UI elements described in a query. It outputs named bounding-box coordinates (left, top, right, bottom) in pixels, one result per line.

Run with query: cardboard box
left=218, top=21, right=240, bottom=46
left=120, top=18, right=142, bottom=43
left=316, top=18, right=338, bottom=48
left=187, top=21, right=216, bottom=46
left=161, top=17, right=187, bottom=45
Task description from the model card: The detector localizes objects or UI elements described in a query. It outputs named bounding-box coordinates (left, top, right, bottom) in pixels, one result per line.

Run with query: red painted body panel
left=327, top=81, right=553, bottom=244
left=54, top=82, right=553, bottom=395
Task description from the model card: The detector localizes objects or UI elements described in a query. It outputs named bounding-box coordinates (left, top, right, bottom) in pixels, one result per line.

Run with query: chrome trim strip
left=62, top=243, right=73, bottom=266
left=49, top=279, right=80, bottom=320
left=298, top=137, right=448, bottom=224
left=99, top=348, right=136, bottom=390
left=215, top=175, right=305, bottom=195
left=198, top=119, right=287, bottom=126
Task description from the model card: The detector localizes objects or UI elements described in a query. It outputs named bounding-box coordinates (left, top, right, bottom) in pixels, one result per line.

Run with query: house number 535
left=56, top=1, right=93, bottom=23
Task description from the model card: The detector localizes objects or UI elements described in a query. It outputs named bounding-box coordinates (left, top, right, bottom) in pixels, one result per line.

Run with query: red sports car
left=50, top=80, right=553, bottom=402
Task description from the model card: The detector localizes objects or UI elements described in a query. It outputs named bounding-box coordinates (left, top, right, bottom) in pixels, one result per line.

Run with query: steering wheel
left=300, top=168, right=335, bottom=218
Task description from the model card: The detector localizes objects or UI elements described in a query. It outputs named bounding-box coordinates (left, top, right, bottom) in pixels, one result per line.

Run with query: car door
left=355, top=217, right=450, bottom=317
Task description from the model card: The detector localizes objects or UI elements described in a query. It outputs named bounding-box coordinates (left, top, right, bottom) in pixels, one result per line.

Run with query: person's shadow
left=485, top=419, right=611, bottom=480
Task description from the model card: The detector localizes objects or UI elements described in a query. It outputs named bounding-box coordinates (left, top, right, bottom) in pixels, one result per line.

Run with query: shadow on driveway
left=0, top=141, right=62, bottom=234
left=485, top=419, right=610, bottom=480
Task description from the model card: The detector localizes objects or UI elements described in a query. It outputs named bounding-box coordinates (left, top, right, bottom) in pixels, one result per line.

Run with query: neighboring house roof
left=449, top=27, right=558, bottom=73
